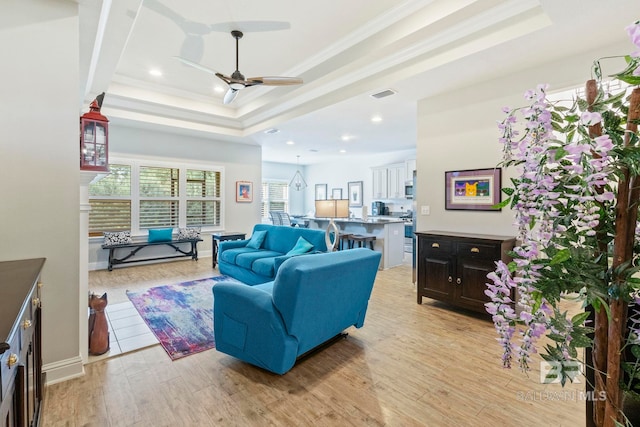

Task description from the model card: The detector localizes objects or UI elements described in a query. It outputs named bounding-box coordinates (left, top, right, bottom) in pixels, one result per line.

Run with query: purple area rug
left=126, top=275, right=238, bottom=360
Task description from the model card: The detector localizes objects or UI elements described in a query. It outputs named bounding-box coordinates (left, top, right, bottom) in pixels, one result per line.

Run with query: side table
left=212, top=232, right=246, bottom=268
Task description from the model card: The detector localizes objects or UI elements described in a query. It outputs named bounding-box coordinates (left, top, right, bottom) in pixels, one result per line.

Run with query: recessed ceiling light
left=339, top=149, right=347, bottom=153
left=286, top=140, right=294, bottom=145
left=214, top=86, right=225, bottom=93
left=149, top=68, right=162, bottom=77
left=371, top=115, right=382, bottom=123
left=341, top=134, right=352, bottom=141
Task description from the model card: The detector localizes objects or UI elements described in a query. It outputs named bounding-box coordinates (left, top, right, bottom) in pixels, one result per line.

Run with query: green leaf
left=550, top=249, right=571, bottom=265
left=492, top=198, right=511, bottom=209
left=571, top=311, right=590, bottom=326
left=632, top=345, right=640, bottom=360
left=554, top=147, right=568, bottom=161
left=548, top=333, right=566, bottom=343
left=502, top=187, right=514, bottom=196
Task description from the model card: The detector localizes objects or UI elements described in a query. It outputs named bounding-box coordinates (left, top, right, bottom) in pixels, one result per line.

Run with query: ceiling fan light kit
left=175, top=30, right=303, bottom=104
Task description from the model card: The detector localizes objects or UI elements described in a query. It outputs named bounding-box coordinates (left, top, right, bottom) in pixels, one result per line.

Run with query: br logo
left=540, top=361, right=582, bottom=384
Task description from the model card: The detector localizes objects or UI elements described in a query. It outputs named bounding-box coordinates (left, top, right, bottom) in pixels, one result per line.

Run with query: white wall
left=304, top=150, right=416, bottom=217
left=0, top=1, right=82, bottom=381
left=88, top=125, right=262, bottom=269
left=416, top=40, right=631, bottom=236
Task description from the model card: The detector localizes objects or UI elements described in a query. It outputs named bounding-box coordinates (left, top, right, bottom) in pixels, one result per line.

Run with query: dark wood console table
left=0, top=258, right=45, bottom=427
left=416, top=231, right=515, bottom=314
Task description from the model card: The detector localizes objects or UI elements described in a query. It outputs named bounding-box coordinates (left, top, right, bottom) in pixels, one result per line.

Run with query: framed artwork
left=315, top=184, right=327, bottom=200
left=444, top=168, right=501, bottom=211
left=331, top=188, right=343, bottom=199
left=348, top=181, right=363, bottom=207
left=236, top=181, right=253, bottom=202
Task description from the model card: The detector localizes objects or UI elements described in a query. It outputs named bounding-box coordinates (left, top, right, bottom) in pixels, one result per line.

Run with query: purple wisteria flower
left=488, top=77, right=619, bottom=372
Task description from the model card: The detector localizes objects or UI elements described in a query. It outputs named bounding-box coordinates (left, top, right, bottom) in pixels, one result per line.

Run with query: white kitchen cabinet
left=372, top=167, right=388, bottom=199
left=405, top=158, right=416, bottom=182
left=372, top=163, right=404, bottom=199
left=387, top=164, right=404, bottom=199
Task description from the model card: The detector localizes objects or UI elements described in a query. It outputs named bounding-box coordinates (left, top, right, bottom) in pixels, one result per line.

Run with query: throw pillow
left=148, top=228, right=173, bottom=243
left=103, top=231, right=133, bottom=246
left=177, top=227, right=201, bottom=239
left=246, top=230, right=267, bottom=249
left=285, top=236, right=314, bottom=256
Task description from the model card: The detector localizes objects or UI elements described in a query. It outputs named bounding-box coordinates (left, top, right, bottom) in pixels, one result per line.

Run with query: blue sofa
left=217, top=224, right=328, bottom=285
left=213, top=248, right=382, bottom=374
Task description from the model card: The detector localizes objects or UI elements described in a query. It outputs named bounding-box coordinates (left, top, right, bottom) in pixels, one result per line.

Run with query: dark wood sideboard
left=0, top=258, right=45, bottom=427
left=416, top=231, right=515, bottom=314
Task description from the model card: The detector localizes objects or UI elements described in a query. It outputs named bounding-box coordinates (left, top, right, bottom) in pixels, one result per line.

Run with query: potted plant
left=486, top=21, right=640, bottom=427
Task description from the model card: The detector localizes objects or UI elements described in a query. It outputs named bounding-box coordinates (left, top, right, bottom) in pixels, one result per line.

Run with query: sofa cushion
left=285, top=236, right=314, bottom=256
left=236, top=250, right=283, bottom=270
left=251, top=258, right=277, bottom=278
left=246, top=230, right=267, bottom=249
left=252, top=224, right=327, bottom=253
left=219, top=247, right=262, bottom=264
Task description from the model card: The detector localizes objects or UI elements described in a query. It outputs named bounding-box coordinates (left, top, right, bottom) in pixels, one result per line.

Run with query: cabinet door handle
left=470, top=247, right=480, bottom=253
left=432, top=243, right=440, bottom=248
left=456, top=278, right=461, bottom=285
left=448, top=276, right=452, bottom=283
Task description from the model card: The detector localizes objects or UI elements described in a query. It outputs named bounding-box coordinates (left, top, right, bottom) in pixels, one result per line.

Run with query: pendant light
left=289, top=155, right=307, bottom=191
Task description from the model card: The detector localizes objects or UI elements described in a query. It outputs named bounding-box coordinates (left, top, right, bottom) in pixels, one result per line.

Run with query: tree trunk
left=603, top=87, right=640, bottom=427
left=586, top=79, right=608, bottom=427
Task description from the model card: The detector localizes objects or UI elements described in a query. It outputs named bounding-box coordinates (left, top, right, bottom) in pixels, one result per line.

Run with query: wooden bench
left=102, top=238, right=203, bottom=271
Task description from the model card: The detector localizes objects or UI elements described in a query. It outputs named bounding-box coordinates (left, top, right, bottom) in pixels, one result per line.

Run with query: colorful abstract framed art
left=444, top=168, right=502, bottom=211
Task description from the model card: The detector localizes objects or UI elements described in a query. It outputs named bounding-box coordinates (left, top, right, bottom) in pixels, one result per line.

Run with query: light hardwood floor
left=43, top=257, right=585, bottom=426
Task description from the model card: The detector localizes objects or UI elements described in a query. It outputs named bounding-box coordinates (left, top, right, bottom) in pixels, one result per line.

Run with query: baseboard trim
left=43, top=356, right=85, bottom=385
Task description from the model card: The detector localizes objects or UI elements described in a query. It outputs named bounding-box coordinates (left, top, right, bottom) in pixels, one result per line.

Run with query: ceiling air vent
left=370, top=89, right=396, bottom=99
left=264, top=128, right=280, bottom=134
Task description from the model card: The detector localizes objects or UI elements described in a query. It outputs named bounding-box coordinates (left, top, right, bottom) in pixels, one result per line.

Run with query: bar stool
left=338, top=233, right=352, bottom=250
left=349, top=234, right=376, bottom=250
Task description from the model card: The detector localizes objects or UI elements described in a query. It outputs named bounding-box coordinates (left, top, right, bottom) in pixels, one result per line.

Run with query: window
left=139, top=166, right=179, bottom=228
left=261, top=181, right=289, bottom=219
left=88, top=160, right=222, bottom=236
left=186, top=169, right=221, bottom=227
left=88, top=164, right=131, bottom=236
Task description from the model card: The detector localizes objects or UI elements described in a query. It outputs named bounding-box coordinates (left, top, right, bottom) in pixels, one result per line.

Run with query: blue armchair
left=212, top=248, right=382, bottom=374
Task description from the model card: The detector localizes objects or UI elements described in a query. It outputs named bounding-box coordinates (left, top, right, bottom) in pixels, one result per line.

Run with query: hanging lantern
left=80, top=92, right=109, bottom=172
left=289, top=155, right=307, bottom=191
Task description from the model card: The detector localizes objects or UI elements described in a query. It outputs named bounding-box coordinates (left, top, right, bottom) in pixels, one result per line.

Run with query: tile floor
left=87, top=301, right=159, bottom=363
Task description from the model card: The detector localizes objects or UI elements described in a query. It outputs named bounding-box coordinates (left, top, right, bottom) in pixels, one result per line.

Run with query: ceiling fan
left=176, top=30, right=303, bottom=104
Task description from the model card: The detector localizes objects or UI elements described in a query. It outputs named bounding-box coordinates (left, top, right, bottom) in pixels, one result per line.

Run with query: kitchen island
left=305, top=217, right=405, bottom=269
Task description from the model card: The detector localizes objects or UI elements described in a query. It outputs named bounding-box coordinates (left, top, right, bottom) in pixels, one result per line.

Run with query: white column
left=79, top=171, right=103, bottom=363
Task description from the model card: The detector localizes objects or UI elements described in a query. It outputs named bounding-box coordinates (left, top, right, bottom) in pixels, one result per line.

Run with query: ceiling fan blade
left=223, top=88, right=239, bottom=104
left=247, top=76, right=303, bottom=86
left=174, top=56, right=218, bottom=76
